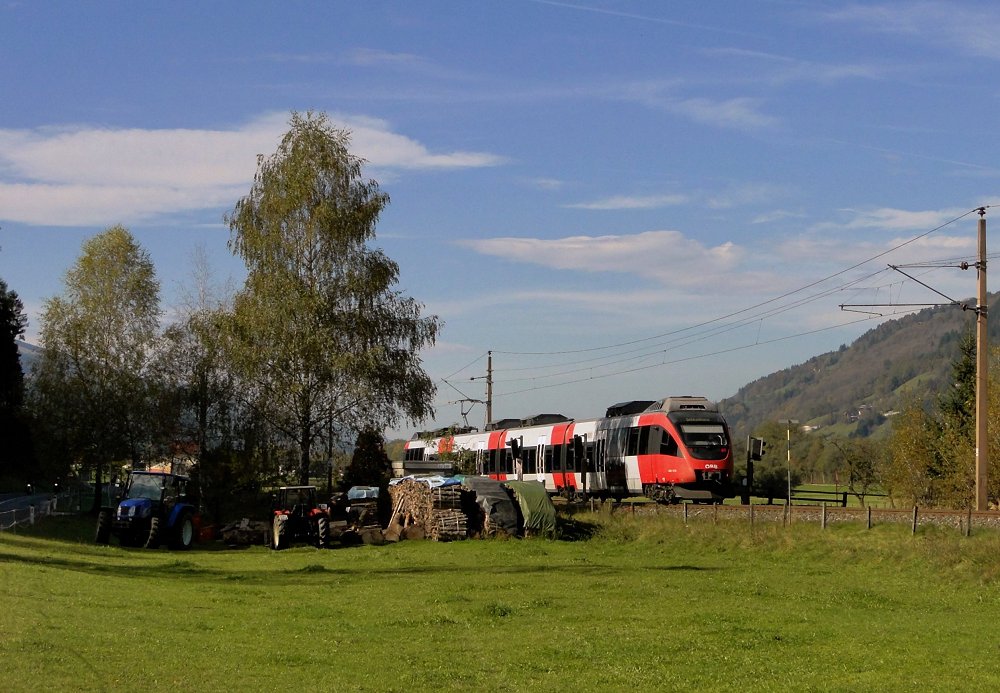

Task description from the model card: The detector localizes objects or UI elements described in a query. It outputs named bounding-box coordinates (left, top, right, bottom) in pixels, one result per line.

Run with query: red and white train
left=402, top=396, right=735, bottom=503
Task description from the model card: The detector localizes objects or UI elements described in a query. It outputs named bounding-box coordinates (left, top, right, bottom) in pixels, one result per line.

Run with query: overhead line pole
left=469, top=350, right=494, bottom=429
left=976, top=209, right=988, bottom=512
left=486, top=350, right=493, bottom=428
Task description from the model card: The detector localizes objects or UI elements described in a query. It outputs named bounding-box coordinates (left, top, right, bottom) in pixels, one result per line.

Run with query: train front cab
left=658, top=408, right=734, bottom=503
left=607, top=408, right=732, bottom=504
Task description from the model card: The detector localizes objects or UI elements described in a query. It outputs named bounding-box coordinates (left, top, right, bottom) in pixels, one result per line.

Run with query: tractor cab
left=274, top=485, right=319, bottom=517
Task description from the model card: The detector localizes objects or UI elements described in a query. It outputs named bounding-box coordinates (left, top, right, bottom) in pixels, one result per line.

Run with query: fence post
left=966, top=508, right=972, bottom=537
left=29, top=505, right=35, bottom=525
left=866, top=505, right=872, bottom=530
left=750, top=504, right=755, bottom=528
left=822, top=503, right=827, bottom=530
left=713, top=503, right=718, bottom=525
left=911, top=506, right=918, bottom=535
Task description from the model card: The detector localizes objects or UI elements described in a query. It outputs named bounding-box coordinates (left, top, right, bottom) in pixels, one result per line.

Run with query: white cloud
left=707, top=183, right=788, bottom=210
left=703, top=47, right=888, bottom=86
left=341, top=114, right=507, bottom=169
left=526, top=177, right=567, bottom=191
left=564, top=193, right=688, bottom=210
left=667, top=97, right=779, bottom=130
left=0, top=112, right=506, bottom=227
left=826, top=206, right=967, bottom=231
left=459, top=229, right=741, bottom=284
left=825, top=3, right=1000, bottom=60
left=752, top=209, right=805, bottom=224
left=604, top=80, right=779, bottom=131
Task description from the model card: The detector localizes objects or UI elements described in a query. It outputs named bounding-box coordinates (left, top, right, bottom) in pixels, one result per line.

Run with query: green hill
left=719, top=293, right=1000, bottom=441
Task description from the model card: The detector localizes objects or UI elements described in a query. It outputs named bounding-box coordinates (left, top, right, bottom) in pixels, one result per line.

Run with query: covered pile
left=385, top=475, right=557, bottom=541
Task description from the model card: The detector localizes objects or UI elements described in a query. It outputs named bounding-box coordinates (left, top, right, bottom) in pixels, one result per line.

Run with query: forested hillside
left=720, top=293, right=1000, bottom=440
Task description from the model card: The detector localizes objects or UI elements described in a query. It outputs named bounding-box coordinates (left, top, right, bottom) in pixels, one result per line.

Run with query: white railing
left=0, top=498, right=58, bottom=531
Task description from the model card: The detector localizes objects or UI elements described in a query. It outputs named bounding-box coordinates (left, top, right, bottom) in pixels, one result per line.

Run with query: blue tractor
left=95, top=471, right=197, bottom=550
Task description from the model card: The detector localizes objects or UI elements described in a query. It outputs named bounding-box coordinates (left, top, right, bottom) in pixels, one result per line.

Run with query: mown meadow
left=3, top=512, right=1000, bottom=692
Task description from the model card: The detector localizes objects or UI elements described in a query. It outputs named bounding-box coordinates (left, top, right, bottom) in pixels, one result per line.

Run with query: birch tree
left=225, top=112, right=441, bottom=484
left=33, top=226, right=161, bottom=511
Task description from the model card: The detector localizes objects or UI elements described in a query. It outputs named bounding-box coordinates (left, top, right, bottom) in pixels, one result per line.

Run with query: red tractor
left=268, top=485, right=331, bottom=550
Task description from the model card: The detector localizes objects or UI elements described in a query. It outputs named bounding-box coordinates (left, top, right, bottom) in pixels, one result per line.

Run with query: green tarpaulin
left=503, top=480, right=557, bottom=537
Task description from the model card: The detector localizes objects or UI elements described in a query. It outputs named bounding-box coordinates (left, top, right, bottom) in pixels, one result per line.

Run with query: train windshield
left=677, top=423, right=728, bottom=460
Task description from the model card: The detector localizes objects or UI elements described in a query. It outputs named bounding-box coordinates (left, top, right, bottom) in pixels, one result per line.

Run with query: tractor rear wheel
left=170, top=511, right=194, bottom=550
left=144, top=517, right=161, bottom=548
left=316, top=516, right=329, bottom=548
left=95, top=510, right=111, bottom=545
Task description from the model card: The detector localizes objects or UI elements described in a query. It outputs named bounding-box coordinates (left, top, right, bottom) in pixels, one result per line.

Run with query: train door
left=537, top=436, right=553, bottom=492
left=601, top=423, right=630, bottom=497
left=552, top=423, right=574, bottom=494
left=475, top=441, right=486, bottom=475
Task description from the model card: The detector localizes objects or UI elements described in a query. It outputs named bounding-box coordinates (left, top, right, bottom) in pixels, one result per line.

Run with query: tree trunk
left=90, top=461, right=104, bottom=515
left=299, top=424, right=312, bottom=486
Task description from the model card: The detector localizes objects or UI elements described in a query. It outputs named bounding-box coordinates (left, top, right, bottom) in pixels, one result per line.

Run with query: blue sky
left=2, top=1, right=998, bottom=434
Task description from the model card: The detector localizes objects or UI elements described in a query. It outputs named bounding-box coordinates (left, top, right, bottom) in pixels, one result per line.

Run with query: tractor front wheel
left=95, top=510, right=111, bottom=545
left=316, top=516, right=329, bottom=548
left=271, top=515, right=288, bottom=550
left=144, top=516, right=161, bottom=549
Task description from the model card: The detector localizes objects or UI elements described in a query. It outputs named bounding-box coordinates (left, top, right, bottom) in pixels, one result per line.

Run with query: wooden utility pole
left=976, top=209, right=989, bottom=511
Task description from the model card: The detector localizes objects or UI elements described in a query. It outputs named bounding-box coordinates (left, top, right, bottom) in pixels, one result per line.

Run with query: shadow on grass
left=0, top=542, right=715, bottom=586
left=555, top=516, right=601, bottom=541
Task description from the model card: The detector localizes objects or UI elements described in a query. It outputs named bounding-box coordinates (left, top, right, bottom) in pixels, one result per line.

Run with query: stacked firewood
left=220, top=518, right=270, bottom=546
left=431, top=509, right=468, bottom=541
left=386, top=479, right=471, bottom=541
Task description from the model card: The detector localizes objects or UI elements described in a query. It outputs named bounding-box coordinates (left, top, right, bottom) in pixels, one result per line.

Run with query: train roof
left=485, top=413, right=570, bottom=431
left=605, top=400, right=657, bottom=417
left=411, top=424, right=478, bottom=440
left=411, top=395, right=719, bottom=441
left=657, top=396, right=719, bottom=413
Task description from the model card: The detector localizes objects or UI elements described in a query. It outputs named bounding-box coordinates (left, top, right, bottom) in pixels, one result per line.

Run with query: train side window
left=566, top=443, right=575, bottom=471
left=524, top=448, right=537, bottom=474
left=661, top=432, right=679, bottom=456
left=639, top=426, right=651, bottom=455
left=626, top=427, right=640, bottom=456
left=543, top=446, right=553, bottom=473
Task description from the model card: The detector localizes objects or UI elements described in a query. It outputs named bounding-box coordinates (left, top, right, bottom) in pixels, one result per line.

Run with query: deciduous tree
left=225, top=112, right=441, bottom=484
left=32, top=226, right=162, bottom=511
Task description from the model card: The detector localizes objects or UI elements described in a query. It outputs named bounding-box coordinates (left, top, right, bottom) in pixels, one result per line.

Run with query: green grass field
left=3, top=513, right=1000, bottom=692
